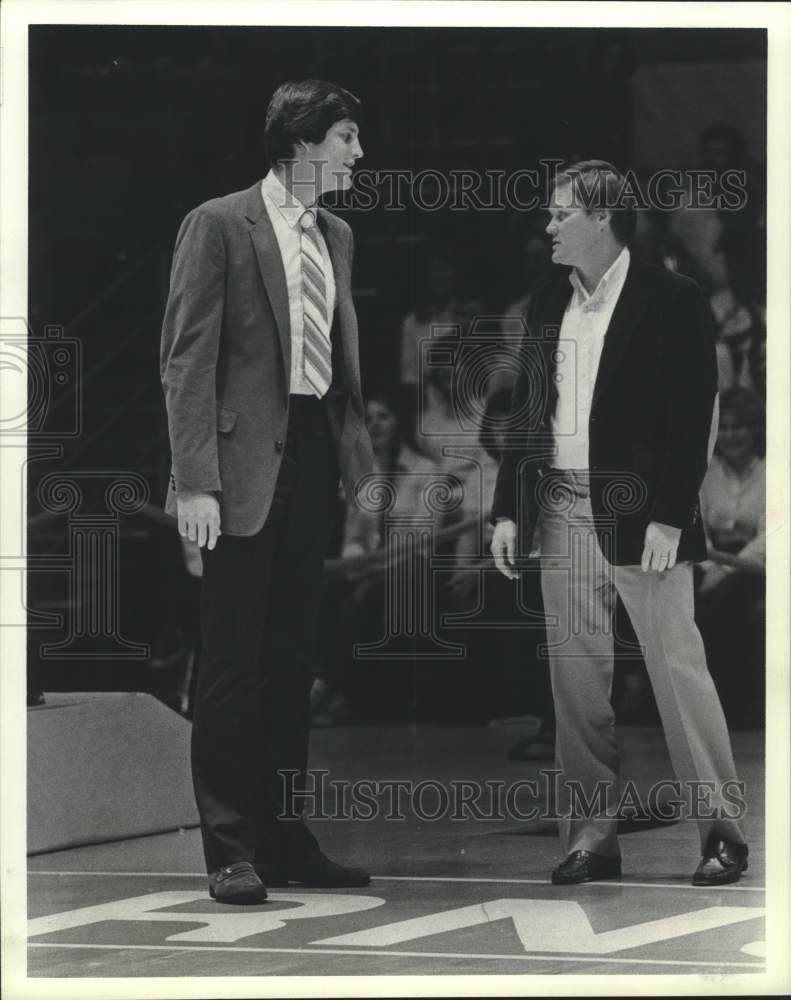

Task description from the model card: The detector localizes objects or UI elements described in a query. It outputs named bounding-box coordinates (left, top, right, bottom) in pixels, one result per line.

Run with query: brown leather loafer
left=209, top=861, right=268, bottom=904
left=551, top=850, right=622, bottom=885
left=692, top=835, right=749, bottom=886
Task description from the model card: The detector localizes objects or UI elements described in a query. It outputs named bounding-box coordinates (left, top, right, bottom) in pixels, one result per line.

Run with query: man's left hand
left=641, top=521, right=682, bottom=572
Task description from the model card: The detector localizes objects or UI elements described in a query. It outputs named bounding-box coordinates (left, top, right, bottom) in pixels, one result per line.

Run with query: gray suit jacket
left=160, top=181, right=374, bottom=536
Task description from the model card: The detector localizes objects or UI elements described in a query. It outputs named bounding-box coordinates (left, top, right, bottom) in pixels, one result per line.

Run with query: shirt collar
left=570, top=246, right=631, bottom=305
left=261, top=169, right=316, bottom=230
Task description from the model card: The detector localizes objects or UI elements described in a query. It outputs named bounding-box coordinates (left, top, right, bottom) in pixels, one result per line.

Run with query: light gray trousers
left=537, top=471, right=746, bottom=858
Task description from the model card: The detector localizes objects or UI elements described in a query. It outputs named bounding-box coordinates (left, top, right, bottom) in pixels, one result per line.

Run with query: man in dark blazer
left=161, top=80, right=374, bottom=903
left=491, top=160, right=749, bottom=887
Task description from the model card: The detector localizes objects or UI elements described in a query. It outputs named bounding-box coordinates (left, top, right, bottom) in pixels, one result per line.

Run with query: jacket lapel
left=590, top=258, right=648, bottom=411
left=317, top=207, right=355, bottom=383
left=245, top=183, right=291, bottom=384
left=537, top=275, right=573, bottom=421
left=316, top=208, right=347, bottom=307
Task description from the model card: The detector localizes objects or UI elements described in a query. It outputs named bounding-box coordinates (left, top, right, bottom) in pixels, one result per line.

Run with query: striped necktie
left=299, top=210, right=332, bottom=397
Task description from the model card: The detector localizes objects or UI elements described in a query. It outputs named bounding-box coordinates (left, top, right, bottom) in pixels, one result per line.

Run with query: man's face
left=545, top=180, right=607, bottom=269
left=304, top=118, right=363, bottom=195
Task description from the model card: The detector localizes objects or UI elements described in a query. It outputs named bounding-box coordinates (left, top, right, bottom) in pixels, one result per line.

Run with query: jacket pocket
left=217, top=406, right=239, bottom=433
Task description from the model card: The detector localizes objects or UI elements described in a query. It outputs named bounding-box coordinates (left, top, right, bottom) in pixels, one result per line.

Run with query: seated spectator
left=445, top=387, right=555, bottom=747
left=413, top=354, right=484, bottom=480
left=696, top=387, right=766, bottom=727
left=707, top=249, right=766, bottom=396
left=312, top=389, right=445, bottom=725
left=343, top=389, right=440, bottom=557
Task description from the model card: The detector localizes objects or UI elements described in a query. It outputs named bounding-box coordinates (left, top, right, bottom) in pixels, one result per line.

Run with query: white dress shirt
left=260, top=170, right=336, bottom=395
left=551, top=246, right=630, bottom=469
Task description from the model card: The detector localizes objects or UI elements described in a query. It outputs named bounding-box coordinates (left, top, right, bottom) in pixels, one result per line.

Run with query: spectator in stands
left=697, top=387, right=766, bottom=727
left=343, top=388, right=440, bottom=555
left=670, top=122, right=765, bottom=302
left=398, top=243, right=482, bottom=389
left=699, top=122, right=766, bottom=302
left=311, top=388, right=442, bottom=725
left=646, top=191, right=765, bottom=398
left=707, top=247, right=766, bottom=396
left=447, top=387, right=555, bottom=751
left=490, top=220, right=553, bottom=395
left=412, top=348, right=484, bottom=480
left=449, top=387, right=515, bottom=591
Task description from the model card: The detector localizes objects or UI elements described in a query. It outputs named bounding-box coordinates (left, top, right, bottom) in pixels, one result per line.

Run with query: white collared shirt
left=551, top=246, right=631, bottom=469
left=260, top=170, right=336, bottom=395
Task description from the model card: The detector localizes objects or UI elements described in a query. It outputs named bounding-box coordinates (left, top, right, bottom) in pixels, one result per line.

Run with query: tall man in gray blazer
left=161, top=80, right=374, bottom=903
left=491, top=161, right=749, bottom=887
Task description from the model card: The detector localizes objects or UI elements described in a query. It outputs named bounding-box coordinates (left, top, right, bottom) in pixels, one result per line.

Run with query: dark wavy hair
left=264, top=79, right=363, bottom=166
left=553, top=159, right=638, bottom=246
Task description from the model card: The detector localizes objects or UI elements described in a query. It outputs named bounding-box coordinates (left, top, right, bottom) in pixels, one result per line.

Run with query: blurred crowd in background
left=149, top=121, right=766, bottom=741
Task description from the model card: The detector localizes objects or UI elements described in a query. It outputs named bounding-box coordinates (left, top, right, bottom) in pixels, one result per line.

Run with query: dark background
left=26, top=25, right=767, bottom=698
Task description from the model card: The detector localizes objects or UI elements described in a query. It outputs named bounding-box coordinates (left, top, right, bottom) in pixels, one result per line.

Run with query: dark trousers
left=192, top=395, right=339, bottom=873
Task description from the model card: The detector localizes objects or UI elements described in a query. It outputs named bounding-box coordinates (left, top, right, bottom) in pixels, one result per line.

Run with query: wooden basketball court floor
left=27, top=724, right=766, bottom=981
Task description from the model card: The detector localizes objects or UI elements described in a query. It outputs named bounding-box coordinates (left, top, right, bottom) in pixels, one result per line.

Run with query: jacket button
left=274, top=440, right=284, bottom=453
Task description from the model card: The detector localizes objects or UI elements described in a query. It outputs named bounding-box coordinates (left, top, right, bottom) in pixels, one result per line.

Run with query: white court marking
left=27, top=941, right=765, bottom=970
left=28, top=889, right=764, bottom=953
left=27, top=884, right=765, bottom=968
left=27, top=870, right=765, bottom=892
left=316, top=900, right=764, bottom=953
left=28, top=892, right=385, bottom=945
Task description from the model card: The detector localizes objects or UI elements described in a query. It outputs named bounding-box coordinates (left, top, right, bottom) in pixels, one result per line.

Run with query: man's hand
left=177, top=491, right=221, bottom=550
left=491, top=518, right=519, bottom=580
left=641, top=520, right=682, bottom=572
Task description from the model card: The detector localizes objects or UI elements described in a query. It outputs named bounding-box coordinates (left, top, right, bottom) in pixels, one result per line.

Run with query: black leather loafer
left=256, top=852, right=370, bottom=888
left=692, top=835, right=748, bottom=886
left=209, top=861, right=268, bottom=904
left=551, top=850, right=622, bottom=885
